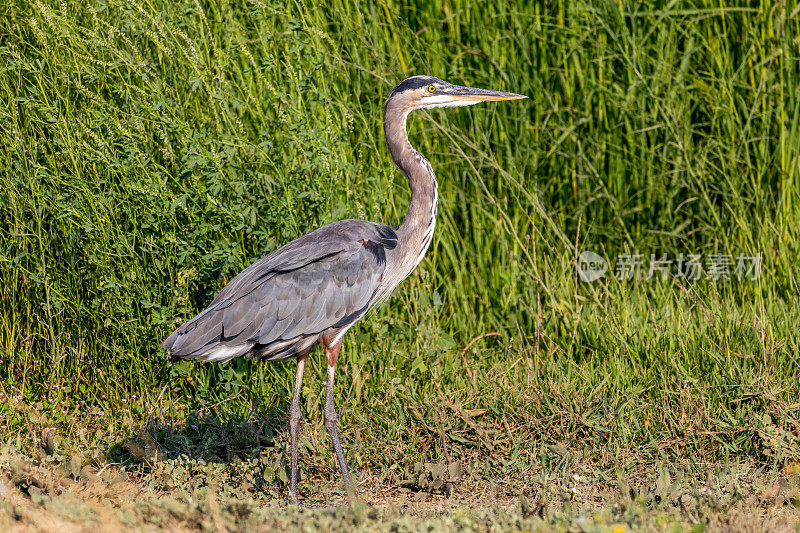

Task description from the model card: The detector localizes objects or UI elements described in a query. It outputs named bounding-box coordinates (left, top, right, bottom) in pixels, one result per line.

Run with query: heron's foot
left=344, top=486, right=359, bottom=506
left=339, top=467, right=354, bottom=493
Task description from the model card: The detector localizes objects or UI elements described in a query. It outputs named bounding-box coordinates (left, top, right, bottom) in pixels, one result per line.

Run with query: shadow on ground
left=114, top=404, right=295, bottom=502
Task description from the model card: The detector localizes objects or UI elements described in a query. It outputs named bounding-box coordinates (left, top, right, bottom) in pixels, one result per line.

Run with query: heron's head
left=387, top=75, right=527, bottom=112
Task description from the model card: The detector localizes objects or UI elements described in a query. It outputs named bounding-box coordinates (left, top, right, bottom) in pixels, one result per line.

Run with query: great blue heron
left=164, top=75, right=526, bottom=504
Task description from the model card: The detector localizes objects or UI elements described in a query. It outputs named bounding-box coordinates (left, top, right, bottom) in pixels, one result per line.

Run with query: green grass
left=1, top=0, right=800, bottom=529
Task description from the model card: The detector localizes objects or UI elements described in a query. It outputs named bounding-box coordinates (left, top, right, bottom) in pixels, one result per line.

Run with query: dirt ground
left=2, top=447, right=799, bottom=532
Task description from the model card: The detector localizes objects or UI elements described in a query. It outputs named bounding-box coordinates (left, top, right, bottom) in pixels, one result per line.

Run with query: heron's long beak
left=445, top=85, right=528, bottom=102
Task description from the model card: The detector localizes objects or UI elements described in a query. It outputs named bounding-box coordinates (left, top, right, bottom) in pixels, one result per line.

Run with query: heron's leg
left=324, top=341, right=353, bottom=492
left=289, top=351, right=308, bottom=505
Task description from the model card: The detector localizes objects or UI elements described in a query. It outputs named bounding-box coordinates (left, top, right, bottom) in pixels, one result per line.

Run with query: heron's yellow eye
left=427, top=85, right=436, bottom=93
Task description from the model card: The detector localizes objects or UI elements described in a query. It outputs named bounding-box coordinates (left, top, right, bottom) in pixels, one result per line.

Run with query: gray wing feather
left=221, top=297, right=259, bottom=339
left=170, top=320, right=222, bottom=356
left=268, top=250, right=380, bottom=342
left=164, top=220, right=397, bottom=361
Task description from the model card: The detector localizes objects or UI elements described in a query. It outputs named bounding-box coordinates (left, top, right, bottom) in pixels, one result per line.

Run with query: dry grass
left=2, top=445, right=799, bottom=532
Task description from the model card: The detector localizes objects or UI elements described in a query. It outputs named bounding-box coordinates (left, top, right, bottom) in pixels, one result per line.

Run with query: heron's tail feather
left=163, top=307, right=223, bottom=360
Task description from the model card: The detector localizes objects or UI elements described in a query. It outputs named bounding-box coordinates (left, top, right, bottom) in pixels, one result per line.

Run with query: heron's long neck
left=384, top=100, right=438, bottom=267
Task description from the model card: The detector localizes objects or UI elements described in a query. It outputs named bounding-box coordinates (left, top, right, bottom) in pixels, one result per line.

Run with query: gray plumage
left=164, top=220, right=397, bottom=362
left=162, top=75, right=526, bottom=504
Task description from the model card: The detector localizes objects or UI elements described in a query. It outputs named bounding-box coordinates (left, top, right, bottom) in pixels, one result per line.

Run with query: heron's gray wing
left=248, top=242, right=385, bottom=346
left=204, top=220, right=396, bottom=307
left=164, top=220, right=396, bottom=361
